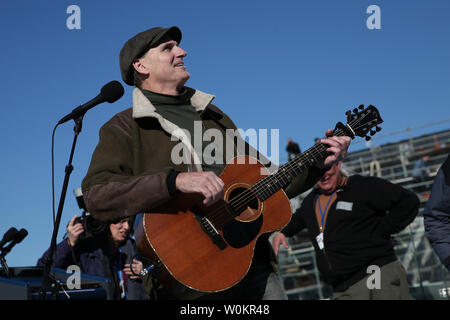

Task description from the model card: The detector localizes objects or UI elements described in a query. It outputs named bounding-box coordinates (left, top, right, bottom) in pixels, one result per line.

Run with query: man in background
left=273, top=161, right=419, bottom=299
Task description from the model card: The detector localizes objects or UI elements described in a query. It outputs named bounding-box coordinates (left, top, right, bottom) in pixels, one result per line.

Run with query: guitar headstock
left=345, top=104, right=383, bottom=141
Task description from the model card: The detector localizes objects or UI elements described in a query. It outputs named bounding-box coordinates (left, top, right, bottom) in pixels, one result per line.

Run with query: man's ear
left=132, top=58, right=149, bottom=76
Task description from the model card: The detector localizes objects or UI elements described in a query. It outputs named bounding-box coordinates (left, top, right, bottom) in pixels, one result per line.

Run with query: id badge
left=316, top=232, right=324, bottom=250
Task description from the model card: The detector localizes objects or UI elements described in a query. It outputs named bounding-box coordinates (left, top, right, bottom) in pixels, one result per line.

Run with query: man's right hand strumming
left=175, top=171, right=225, bottom=206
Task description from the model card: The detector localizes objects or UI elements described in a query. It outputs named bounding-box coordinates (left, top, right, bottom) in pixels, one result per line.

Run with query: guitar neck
left=251, top=123, right=353, bottom=201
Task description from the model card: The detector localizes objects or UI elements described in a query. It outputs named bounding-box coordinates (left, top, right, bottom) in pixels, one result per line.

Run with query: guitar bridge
left=195, top=215, right=227, bottom=250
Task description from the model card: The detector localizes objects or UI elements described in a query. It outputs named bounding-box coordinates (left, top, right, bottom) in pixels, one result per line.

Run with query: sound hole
left=227, top=187, right=260, bottom=222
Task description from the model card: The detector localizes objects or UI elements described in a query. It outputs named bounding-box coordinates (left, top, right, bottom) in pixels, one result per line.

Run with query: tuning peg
left=370, top=129, right=376, bottom=136
left=358, top=104, right=364, bottom=110
left=345, top=110, right=351, bottom=116
left=376, top=126, right=382, bottom=132
left=353, top=108, right=358, bottom=113
left=365, top=136, right=371, bottom=141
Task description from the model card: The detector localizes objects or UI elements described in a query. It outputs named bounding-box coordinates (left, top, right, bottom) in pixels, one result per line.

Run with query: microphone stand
left=39, top=114, right=84, bottom=300
left=0, top=253, right=11, bottom=278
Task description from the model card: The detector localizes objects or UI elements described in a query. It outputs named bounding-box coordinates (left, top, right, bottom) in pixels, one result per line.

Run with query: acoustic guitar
left=135, top=104, right=383, bottom=293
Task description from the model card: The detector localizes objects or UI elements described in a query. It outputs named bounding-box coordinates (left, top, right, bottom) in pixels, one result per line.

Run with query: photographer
left=37, top=214, right=147, bottom=300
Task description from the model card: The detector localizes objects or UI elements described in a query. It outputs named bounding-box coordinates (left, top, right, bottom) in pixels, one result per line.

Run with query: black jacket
left=423, top=152, right=450, bottom=270
left=281, top=175, right=420, bottom=290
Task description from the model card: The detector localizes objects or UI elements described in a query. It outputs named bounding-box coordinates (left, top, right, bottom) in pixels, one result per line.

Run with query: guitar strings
left=205, top=141, right=333, bottom=225
left=253, top=111, right=375, bottom=194
left=206, top=123, right=365, bottom=226
left=205, top=143, right=331, bottom=227
left=205, top=116, right=373, bottom=226
left=204, top=113, right=376, bottom=226
left=209, top=143, right=328, bottom=228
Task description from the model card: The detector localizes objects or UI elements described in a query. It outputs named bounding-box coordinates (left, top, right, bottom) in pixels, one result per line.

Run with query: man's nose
left=175, top=46, right=187, bottom=57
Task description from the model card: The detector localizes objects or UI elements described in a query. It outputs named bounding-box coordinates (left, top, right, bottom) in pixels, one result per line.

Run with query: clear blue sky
left=1, top=0, right=449, bottom=267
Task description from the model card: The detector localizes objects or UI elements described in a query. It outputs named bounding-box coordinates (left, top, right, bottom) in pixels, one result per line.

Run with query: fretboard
left=251, top=143, right=330, bottom=201
left=250, top=121, right=355, bottom=201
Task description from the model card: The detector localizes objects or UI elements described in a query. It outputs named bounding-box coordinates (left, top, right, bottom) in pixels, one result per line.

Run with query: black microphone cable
left=51, top=123, right=58, bottom=226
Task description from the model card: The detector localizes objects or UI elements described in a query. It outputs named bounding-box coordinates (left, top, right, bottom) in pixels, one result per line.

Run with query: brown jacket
left=82, top=87, right=324, bottom=222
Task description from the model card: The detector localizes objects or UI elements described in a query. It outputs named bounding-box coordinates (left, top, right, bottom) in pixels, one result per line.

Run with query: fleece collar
left=132, top=87, right=215, bottom=118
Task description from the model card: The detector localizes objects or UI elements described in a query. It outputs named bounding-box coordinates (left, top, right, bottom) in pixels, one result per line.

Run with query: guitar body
left=135, top=156, right=292, bottom=293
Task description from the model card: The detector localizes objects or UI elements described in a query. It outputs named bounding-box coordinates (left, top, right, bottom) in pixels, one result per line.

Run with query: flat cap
left=119, top=26, right=182, bottom=86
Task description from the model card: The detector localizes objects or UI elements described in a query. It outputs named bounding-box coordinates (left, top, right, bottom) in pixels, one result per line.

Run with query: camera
left=73, top=187, right=107, bottom=241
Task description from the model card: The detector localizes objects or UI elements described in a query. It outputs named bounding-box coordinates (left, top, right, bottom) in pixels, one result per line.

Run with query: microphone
left=0, top=227, right=18, bottom=248
left=57, top=80, right=124, bottom=124
left=0, top=229, right=28, bottom=256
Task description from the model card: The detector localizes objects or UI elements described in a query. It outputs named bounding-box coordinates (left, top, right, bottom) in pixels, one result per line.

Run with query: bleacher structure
left=276, top=128, right=450, bottom=300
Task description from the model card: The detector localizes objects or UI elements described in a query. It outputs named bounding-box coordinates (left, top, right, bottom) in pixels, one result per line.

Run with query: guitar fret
left=254, top=144, right=326, bottom=201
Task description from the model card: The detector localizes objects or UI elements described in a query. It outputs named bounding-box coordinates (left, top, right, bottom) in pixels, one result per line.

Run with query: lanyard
left=318, top=192, right=335, bottom=231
